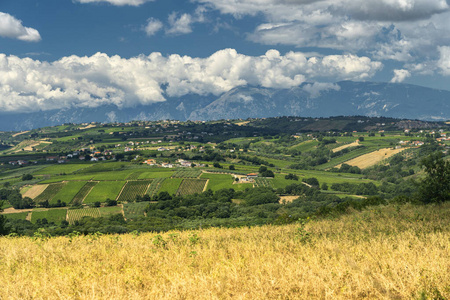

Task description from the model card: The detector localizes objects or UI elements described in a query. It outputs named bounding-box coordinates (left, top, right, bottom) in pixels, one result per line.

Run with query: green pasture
left=39, top=174, right=94, bottom=184
left=99, top=206, right=123, bottom=217
left=51, top=181, right=88, bottom=204
left=34, top=164, right=92, bottom=175
left=83, top=181, right=126, bottom=204
left=158, top=178, right=183, bottom=195
left=201, top=173, right=235, bottom=191
left=4, top=212, right=28, bottom=220
left=138, top=170, right=174, bottom=179
left=31, top=209, right=67, bottom=224
left=92, top=170, right=138, bottom=181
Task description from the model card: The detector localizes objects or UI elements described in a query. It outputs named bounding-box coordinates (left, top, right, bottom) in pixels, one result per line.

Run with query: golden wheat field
left=0, top=203, right=449, bottom=299
left=341, top=148, right=407, bottom=169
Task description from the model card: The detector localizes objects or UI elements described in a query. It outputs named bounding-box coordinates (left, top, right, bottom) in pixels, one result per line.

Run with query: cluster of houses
left=142, top=159, right=205, bottom=168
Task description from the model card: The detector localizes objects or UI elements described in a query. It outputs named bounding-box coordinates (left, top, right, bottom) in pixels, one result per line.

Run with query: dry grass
left=11, top=130, right=30, bottom=137
left=22, top=184, right=48, bottom=199
left=332, top=141, right=359, bottom=153
left=0, top=203, right=448, bottom=299
left=340, top=148, right=406, bottom=169
left=279, top=195, right=299, bottom=203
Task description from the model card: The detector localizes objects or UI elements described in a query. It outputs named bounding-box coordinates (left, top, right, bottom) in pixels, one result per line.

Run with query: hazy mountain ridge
left=2, top=81, right=449, bottom=131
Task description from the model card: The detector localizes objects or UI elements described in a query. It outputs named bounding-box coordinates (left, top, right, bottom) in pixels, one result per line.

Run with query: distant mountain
left=1, top=81, right=449, bottom=131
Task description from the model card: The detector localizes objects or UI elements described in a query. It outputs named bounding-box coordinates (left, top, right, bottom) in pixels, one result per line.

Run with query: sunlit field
left=0, top=203, right=448, bottom=299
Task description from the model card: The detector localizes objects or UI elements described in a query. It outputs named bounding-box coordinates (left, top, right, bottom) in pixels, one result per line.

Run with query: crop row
left=34, top=182, right=66, bottom=203
left=146, top=177, right=165, bottom=197
left=72, top=181, right=98, bottom=205
left=176, top=179, right=208, bottom=196
left=117, top=180, right=152, bottom=202
left=123, top=202, right=148, bottom=220
left=67, top=208, right=101, bottom=225
left=254, top=178, right=273, bottom=188
left=172, top=169, right=202, bottom=178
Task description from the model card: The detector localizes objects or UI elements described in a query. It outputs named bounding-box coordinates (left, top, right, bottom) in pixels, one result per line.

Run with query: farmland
left=83, top=181, right=126, bottom=204
left=33, top=183, right=66, bottom=203
left=146, top=178, right=165, bottom=197
left=0, top=203, right=448, bottom=299
left=158, top=178, right=183, bottom=195
left=71, top=181, right=98, bottom=205
left=200, top=173, right=235, bottom=191
left=67, top=208, right=101, bottom=224
left=172, top=169, right=202, bottom=178
left=50, top=181, right=88, bottom=205
left=117, top=180, right=152, bottom=202
left=22, top=184, right=48, bottom=199
left=342, top=147, right=407, bottom=169
left=123, top=202, right=148, bottom=219
left=30, top=209, right=67, bottom=224
left=176, top=179, right=208, bottom=196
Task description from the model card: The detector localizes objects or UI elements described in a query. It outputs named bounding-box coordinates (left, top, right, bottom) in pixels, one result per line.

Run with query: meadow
left=83, top=181, right=126, bottom=204
left=0, top=203, right=447, bottom=299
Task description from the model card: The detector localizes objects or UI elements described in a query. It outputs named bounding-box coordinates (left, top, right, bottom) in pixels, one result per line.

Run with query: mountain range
left=1, top=81, right=449, bottom=131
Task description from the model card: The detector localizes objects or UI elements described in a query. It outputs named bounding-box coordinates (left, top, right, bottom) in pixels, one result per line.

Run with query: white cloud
left=144, top=18, right=163, bottom=36
left=0, top=12, right=41, bottom=42
left=196, top=0, right=450, bottom=71
left=74, top=0, right=154, bottom=6
left=0, top=49, right=382, bottom=113
left=166, top=13, right=193, bottom=35
left=390, top=69, right=411, bottom=82
left=437, top=46, right=450, bottom=75
left=302, top=82, right=341, bottom=98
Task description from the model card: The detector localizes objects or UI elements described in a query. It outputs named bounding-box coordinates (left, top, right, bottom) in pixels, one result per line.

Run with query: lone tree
left=418, top=152, right=450, bottom=204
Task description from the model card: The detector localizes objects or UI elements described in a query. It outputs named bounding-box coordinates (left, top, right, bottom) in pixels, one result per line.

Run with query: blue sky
left=0, top=0, right=450, bottom=113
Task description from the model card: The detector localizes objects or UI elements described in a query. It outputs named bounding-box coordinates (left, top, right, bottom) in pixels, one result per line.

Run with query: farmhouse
left=247, top=173, right=258, bottom=179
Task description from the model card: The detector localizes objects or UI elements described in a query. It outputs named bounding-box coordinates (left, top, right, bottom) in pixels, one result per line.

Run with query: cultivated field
left=83, top=181, right=126, bottom=204
left=0, top=203, right=448, bottom=299
left=123, top=202, right=148, bottom=219
left=33, top=183, right=66, bottom=203
left=341, top=147, right=407, bottom=169
left=332, top=141, right=359, bottom=153
left=117, top=180, right=152, bottom=202
left=176, top=179, right=208, bottom=196
left=71, top=181, right=98, bottom=205
left=31, top=209, right=67, bottom=224
left=22, top=184, right=48, bottom=199
left=172, top=169, right=202, bottom=178
left=67, top=208, right=101, bottom=224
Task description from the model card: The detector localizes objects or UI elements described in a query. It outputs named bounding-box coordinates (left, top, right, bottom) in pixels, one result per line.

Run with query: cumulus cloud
left=303, top=82, right=341, bottom=98
left=195, top=0, right=450, bottom=70
left=144, top=18, right=163, bottom=36
left=165, top=7, right=208, bottom=35
left=74, top=0, right=155, bottom=6
left=0, top=12, right=41, bottom=42
left=437, top=46, right=450, bottom=75
left=166, top=13, right=194, bottom=35
left=390, top=69, right=411, bottom=82
left=0, top=49, right=382, bottom=113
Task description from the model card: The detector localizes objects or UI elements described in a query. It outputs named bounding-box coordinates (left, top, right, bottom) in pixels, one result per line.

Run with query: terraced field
left=176, top=179, right=208, bottom=196
left=117, top=181, right=152, bottom=202
left=33, top=183, right=66, bottom=203
left=71, top=181, right=98, bottom=205
left=67, top=208, right=101, bottom=224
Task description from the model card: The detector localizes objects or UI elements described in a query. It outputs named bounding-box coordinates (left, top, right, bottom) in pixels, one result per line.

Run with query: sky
left=0, top=0, right=450, bottom=113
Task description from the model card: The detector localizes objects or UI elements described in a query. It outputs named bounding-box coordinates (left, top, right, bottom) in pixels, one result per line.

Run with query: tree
left=229, top=165, right=235, bottom=170
left=22, top=174, right=33, bottom=181
left=417, top=152, right=450, bottom=204
left=0, top=201, right=9, bottom=235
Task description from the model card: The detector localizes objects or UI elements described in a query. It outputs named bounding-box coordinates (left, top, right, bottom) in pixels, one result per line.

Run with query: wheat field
left=0, top=203, right=448, bottom=299
left=340, top=148, right=406, bottom=169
